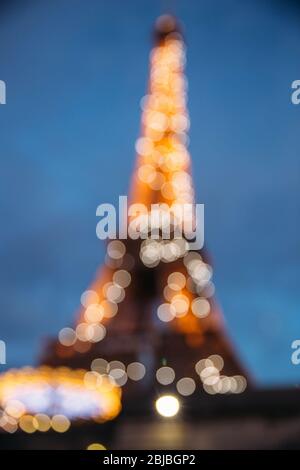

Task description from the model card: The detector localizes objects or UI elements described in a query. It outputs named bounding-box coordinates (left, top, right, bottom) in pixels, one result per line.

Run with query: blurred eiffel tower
left=42, top=15, right=248, bottom=410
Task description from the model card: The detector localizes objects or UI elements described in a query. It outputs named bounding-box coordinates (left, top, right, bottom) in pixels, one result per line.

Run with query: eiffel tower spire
left=42, top=15, right=248, bottom=407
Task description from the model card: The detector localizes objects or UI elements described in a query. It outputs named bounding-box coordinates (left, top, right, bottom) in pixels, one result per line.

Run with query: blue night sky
left=0, top=0, right=299, bottom=386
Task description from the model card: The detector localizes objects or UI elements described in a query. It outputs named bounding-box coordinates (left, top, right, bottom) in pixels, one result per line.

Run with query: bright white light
left=155, top=395, right=180, bottom=418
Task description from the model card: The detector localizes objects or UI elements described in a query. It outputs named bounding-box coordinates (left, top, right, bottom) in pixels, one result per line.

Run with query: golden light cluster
left=155, top=366, right=196, bottom=397
left=195, top=355, right=247, bottom=395
left=184, top=252, right=213, bottom=291
left=155, top=261, right=212, bottom=335
left=90, top=358, right=146, bottom=388
left=58, top=265, right=132, bottom=347
left=140, top=237, right=188, bottom=267
left=132, top=25, right=195, bottom=232
left=153, top=356, right=247, bottom=398
left=0, top=367, right=121, bottom=434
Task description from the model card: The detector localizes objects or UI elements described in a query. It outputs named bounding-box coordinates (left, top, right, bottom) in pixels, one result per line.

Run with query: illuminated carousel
left=0, top=366, right=121, bottom=448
